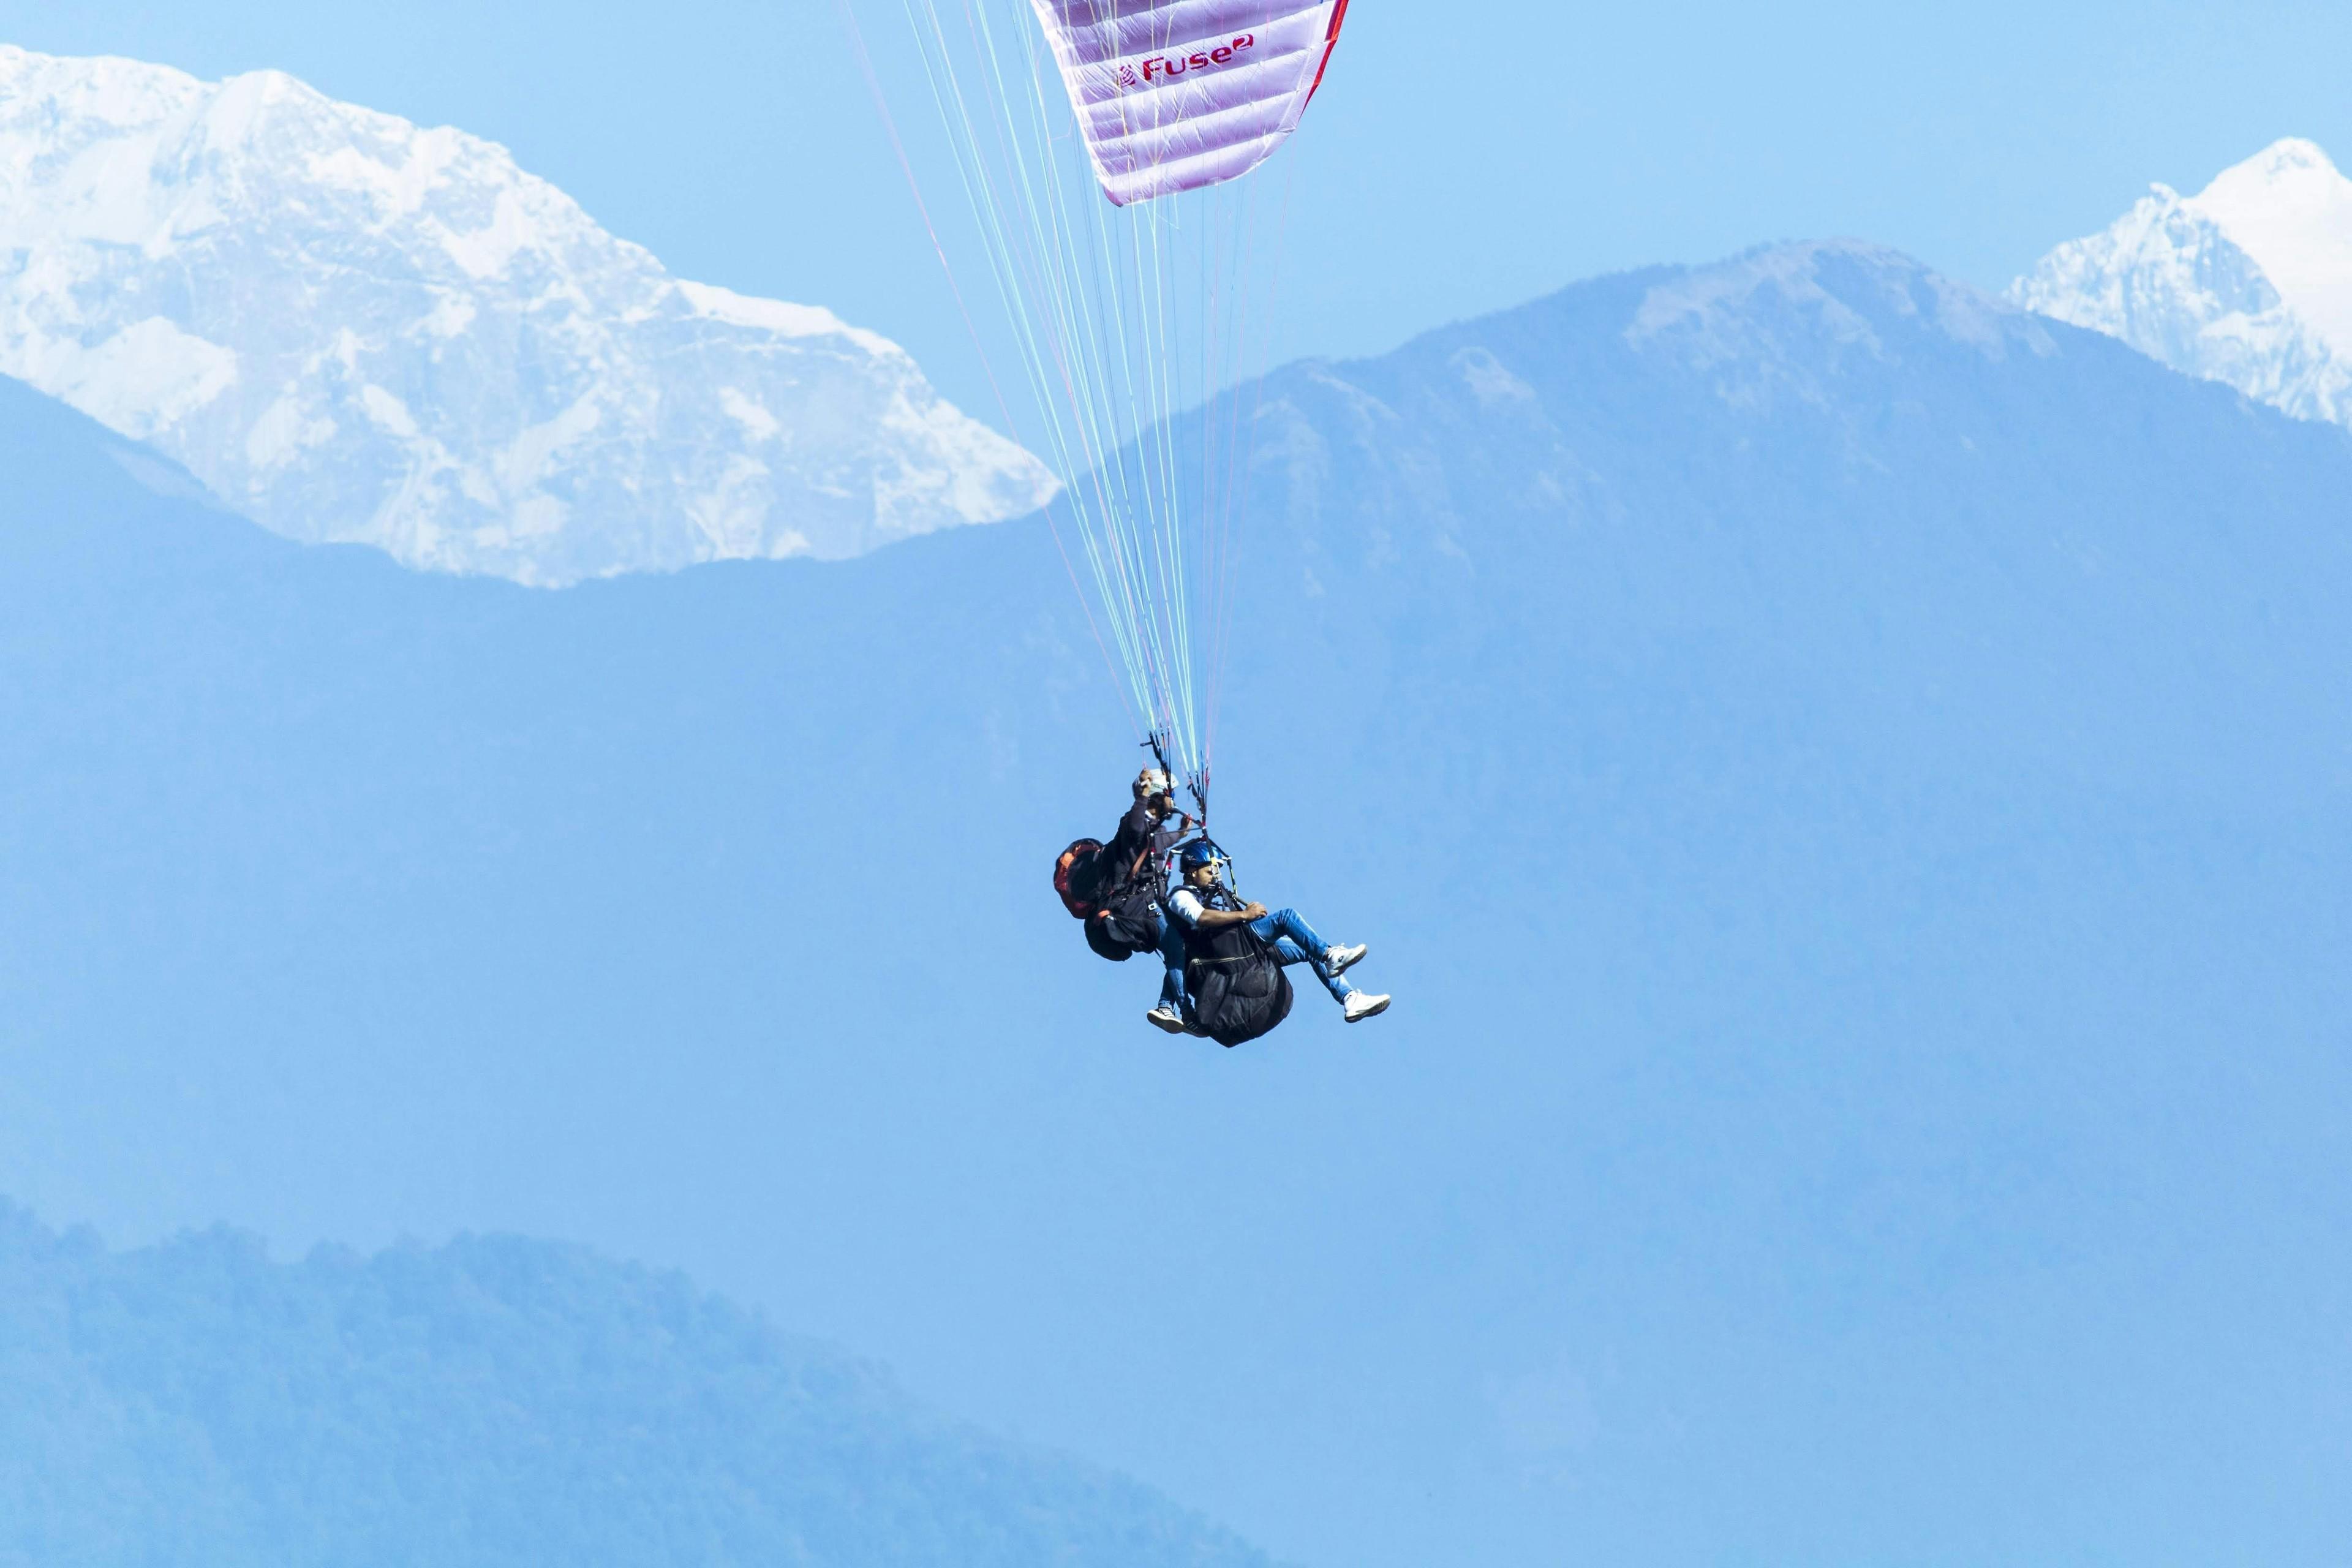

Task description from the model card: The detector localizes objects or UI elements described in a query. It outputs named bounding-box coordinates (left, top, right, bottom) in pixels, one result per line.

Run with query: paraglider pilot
left=1104, top=767, right=1189, bottom=891
left=1052, top=769, right=1191, bottom=1004
left=1105, top=768, right=1194, bottom=1022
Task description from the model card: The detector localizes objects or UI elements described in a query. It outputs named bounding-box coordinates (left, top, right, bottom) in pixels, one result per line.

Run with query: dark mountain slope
left=2, top=243, right=2347, bottom=1567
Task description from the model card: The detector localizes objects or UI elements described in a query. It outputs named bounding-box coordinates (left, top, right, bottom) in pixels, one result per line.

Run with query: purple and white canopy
left=1028, top=0, right=1351, bottom=205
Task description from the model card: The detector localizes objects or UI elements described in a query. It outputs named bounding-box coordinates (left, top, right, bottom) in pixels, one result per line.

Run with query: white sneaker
left=1146, top=1005, right=1188, bottom=1035
left=1324, top=942, right=1367, bottom=977
left=1343, top=992, right=1391, bottom=1023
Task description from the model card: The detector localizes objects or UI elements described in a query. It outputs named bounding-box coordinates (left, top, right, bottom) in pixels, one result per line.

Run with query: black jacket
left=1102, top=801, right=1178, bottom=891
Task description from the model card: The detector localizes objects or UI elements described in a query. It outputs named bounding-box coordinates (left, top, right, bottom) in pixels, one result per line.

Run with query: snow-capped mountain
left=0, top=45, right=1056, bottom=584
left=2010, top=138, right=2352, bottom=428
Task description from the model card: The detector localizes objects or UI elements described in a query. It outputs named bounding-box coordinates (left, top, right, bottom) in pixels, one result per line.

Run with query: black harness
left=1172, top=878, right=1294, bottom=1048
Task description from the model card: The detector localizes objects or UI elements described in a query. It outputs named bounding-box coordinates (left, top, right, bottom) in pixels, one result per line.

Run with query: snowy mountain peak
left=2011, top=138, right=2352, bottom=429
left=0, top=44, right=1057, bottom=585
left=2190, top=138, right=2352, bottom=353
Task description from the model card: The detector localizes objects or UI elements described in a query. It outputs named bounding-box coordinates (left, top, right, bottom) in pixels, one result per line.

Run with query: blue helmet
left=1178, top=839, right=1219, bottom=872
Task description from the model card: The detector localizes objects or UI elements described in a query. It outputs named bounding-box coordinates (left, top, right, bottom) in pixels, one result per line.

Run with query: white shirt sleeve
left=1166, top=887, right=1206, bottom=928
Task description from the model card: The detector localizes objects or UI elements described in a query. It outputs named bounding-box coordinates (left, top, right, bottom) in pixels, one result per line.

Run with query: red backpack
left=1052, top=839, right=1107, bottom=919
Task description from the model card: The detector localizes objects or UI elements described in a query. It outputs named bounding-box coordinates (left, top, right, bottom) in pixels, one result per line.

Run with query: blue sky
left=6, top=0, right=2352, bottom=414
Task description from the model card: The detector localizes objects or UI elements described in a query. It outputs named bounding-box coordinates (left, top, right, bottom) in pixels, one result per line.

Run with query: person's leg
left=1267, top=936, right=1355, bottom=1004
left=1250, top=907, right=1333, bottom=956
left=1156, top=918, right=1189, bottom=1011
left=1250, top=908, right=1358, bottom=997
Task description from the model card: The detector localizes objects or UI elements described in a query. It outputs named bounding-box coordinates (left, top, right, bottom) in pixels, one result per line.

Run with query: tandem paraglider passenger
left=1152, top=840, right=1390, bottom=1046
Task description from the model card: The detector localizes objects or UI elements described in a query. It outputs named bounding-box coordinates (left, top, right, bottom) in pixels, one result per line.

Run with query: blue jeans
left=1157, top=915, right=1188, bottom=1011
left=1252, top=908, right=1357, bottom=1003
left=1162, top=907, right=1356, bottom=1014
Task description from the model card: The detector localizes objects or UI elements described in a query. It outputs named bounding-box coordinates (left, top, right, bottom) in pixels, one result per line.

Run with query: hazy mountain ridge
left=0, top=1200, right=1273, bottom=1568
left=2, top=238, right=2347, bottom=1567
left=0, top=43, right=1055, bottom=585
left=2013, top=138, right=2352, bottom=426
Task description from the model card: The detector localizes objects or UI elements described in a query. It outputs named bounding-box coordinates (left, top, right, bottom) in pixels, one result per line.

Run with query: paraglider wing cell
left=1028, top=0, right=1351, bottom=205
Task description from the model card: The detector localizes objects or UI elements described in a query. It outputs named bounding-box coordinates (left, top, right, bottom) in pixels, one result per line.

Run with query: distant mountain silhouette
left=0, top=1203, right=1270, bottom=1567
left=3, top=242, right=2347, bottom=1567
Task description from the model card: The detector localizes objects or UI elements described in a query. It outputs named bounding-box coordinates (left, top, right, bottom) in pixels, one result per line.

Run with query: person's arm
left=1104, top=801, right=1152, bottom=868
left=1189, top=900, right=1265, bottom=931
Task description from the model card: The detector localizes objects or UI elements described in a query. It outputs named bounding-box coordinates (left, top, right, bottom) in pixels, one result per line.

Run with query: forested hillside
left=0, top=1203, right=1269, bottom=1567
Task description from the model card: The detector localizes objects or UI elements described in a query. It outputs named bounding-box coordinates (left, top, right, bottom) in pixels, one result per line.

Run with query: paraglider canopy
left=1030, top=0, right=1352, bottom=205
